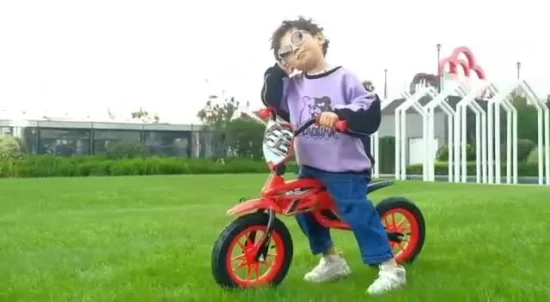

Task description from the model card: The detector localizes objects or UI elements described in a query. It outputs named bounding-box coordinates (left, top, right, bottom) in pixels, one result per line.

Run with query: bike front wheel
left=211, top=212, right=294, bottom=289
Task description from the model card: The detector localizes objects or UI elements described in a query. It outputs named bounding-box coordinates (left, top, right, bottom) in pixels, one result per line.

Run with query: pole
left=516, top=62, right=521, bottom=79
left=436, top=43, right=442, bottom=92
left=384, top=69, right=388, bottom=99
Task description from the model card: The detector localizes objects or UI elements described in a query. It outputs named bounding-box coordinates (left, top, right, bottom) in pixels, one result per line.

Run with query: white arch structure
left=504, top=79, right=549, bottom=185
left=453, top=82, right=495, bottom=184
left=386, top=78, right=549, bottom=185
left=394, top=87, right=435, bottom=181
left=486, top=84, right=517, bottom=184
left=371, top=95, right=400, bottom=179
left=424, top=82, right=465, bottom=182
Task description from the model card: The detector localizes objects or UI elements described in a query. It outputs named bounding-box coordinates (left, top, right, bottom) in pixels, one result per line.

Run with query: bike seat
left=367, top=180, right=394, bottom=193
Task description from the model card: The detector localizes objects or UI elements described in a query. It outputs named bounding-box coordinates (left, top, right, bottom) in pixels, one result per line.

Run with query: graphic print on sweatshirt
left=297, top=95, right=338, bottom=140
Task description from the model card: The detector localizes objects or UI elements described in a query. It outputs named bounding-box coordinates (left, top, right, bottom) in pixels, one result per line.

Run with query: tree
left=197, top=96, right=240, bottom=160
left=491, top=92, right=537, bottom=144
left=131, top=108, right=160, bottom=123
left=197, top=97, right=266, bottom=160
left=409, top=73, right=440, bottom=94
left=197, top=97, right=239, bottom=127
left=225, top=118, right=264, bottom=160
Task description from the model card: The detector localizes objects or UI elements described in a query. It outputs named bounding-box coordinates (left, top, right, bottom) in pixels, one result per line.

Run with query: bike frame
left=227, top=161, right=355, bottom=262
left=228, top=171, right=352, bottom=230
left=224, top=107, right=357, bottom=259
left=227, top=107, right=352, bottom=228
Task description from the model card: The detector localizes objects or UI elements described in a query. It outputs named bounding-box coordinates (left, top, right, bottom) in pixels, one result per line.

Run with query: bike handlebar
left=258, top=107, right=348, bottom=134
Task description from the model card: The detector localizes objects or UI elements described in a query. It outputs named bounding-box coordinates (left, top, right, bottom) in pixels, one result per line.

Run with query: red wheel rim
left=382, top=208, right=420, bottom=263
left=225, top=225, right=286, bottom=287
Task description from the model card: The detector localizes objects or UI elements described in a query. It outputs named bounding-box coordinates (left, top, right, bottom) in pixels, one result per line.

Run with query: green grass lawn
left=1, top=175, right=550, bottom=302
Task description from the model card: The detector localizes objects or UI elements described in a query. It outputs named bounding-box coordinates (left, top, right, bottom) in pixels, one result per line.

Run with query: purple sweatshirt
left=261, top=65, right=381, bottom=173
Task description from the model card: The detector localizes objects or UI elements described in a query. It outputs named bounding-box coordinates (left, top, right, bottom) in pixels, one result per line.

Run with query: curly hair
left=270, top=16, right=330, bottom=61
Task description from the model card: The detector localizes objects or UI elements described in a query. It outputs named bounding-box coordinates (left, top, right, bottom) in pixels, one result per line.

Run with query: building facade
left=0, top=119, right=213, bottom=158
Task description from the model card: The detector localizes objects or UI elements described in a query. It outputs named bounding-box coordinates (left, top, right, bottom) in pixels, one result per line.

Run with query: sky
left=0, top=0, right=548, bottom=124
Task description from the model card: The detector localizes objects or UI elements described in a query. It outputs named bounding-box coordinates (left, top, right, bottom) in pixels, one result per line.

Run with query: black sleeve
left=333, top=93, right=382, bottom=137
left=260, top=63, right=290, bottom=122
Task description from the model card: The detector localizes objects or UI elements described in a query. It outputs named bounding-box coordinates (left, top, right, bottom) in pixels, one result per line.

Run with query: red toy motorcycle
left=211, top=108, right=425, bottom=289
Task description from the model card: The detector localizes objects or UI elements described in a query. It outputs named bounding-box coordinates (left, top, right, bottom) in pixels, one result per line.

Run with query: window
left=23, top=127, right=39, bottom=154
left=0, top=127, right=12, bottom=136
left=144, top=131, right=191, bottom=157
left=189, top=131, right=216, bottom=158
left=39, top=128, right=91, bottom=156
left=92, top=130, right=142, bottom=154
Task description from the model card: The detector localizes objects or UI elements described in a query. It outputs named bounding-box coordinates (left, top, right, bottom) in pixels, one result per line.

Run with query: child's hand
left=277, top=61, right=294, bottom=75
left=318, top=112, right=339, bottom=128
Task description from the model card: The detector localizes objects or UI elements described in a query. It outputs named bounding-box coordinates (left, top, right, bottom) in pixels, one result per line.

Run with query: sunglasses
left=277, top=30, right=309, bottom=60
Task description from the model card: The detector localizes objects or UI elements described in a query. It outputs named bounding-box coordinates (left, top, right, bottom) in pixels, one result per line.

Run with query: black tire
left=211, top=212, right=294, bottom=289
left=375, top=197, right=426, bottom=264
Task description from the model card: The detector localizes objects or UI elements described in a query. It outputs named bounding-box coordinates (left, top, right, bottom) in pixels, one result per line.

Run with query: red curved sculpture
left=438, top=46, right=486, bottom=80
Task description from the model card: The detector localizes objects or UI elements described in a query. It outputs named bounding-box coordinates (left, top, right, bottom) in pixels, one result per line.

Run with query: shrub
left=525, top=146, right=549, bottom=164
left=436, top=144, right=476, bottom=161
left=14, top=136, right=27, bottom=154
left=495, top=139, right=536, bottom=163
left=0, top=155, right=300, bottom=178
left=406, top=161, right=539, bottom=177
left=436, top=144, right=448, bottom=161
left=54, top=144, right=76, bottom=156
left=436, top=139, right=535, bottom=163
left=517, top=139, right=536, bottom=162
left=377, top=136, right=395, bottom=174
left=0, top=135, right=24, bottom=160
left=105, top=141, right=150, bottom=159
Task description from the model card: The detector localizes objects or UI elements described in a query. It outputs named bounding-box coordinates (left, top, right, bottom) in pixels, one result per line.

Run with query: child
left=260, top=17, right=406, bottom=295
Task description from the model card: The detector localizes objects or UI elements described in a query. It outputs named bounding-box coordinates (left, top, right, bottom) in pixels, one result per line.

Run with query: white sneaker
left=303, top=253, right=352, bottom=283
left=366, top=265, right=407, bottom=295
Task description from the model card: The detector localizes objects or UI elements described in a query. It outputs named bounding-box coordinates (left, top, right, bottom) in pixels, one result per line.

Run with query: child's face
left=277, top=28, right=325, bottom=72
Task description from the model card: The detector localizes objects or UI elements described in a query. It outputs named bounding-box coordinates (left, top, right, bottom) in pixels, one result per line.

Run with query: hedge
left=436, top=139, right=537, bottom=163
left=0, top=155, right=299, bottom=178
left=377, top=136, right=395, bottom=174
left=407, top=161, right=540, bottom=176
left=2, top=155, right=541, bottom=179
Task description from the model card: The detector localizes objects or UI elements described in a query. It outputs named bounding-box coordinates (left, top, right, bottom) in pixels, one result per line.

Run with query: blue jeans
left=296, top=165, right=394, bottom=265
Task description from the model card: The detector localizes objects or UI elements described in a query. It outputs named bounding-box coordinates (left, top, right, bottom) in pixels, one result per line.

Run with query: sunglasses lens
left=278, top=45, right=292, bottom=59
left=291, top=31, right=304, bottom=45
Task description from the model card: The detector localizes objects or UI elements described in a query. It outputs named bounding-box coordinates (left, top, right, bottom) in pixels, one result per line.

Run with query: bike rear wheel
left=376, top=197, right=426, bottom=263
